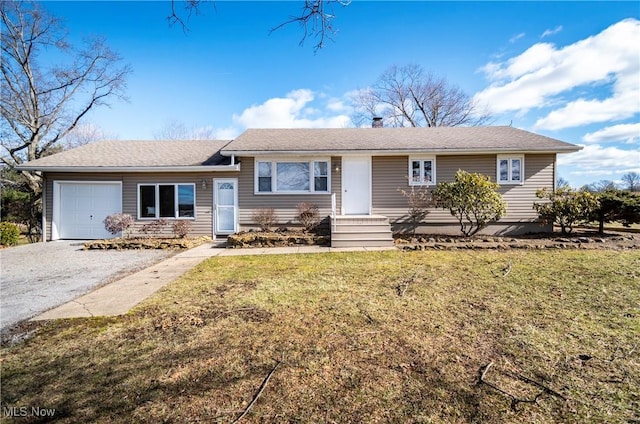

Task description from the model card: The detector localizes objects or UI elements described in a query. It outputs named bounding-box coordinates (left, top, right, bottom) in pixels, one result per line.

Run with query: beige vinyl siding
left=428, top=155, right=497, bottom=223
left=371, top=156, right=412, bottom=220
left=332, top=157, right=342, bottom=216
left=500, top=154, right=555, bottom=221
left=42, top=154, right=555, bottom=240
left=236, top=157, right=339, bottom=227
left=44, top=172, right=238, bottom=240
left=372, top=154, right=556, bottom=227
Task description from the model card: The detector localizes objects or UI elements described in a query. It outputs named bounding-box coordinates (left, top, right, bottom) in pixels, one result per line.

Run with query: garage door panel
left=93, top=185, right=121, bottom=211
left=57, top=182, right=122, bottom=240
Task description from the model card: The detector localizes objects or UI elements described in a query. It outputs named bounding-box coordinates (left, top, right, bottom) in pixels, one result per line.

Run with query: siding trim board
left=19, top=165, right=241, bottom=173
left=252, top=157, right=332, bottom=195
left=52, top=180, right=123, bottom=240
left=224, top=149, right=573, bottom=157
left=497, top=154, right=525, bottom=185
left=213, top=178, right=239, bottom=235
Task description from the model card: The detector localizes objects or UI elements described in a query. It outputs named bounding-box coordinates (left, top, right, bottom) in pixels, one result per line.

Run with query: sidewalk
left=32, top=243, right=396, bottom=321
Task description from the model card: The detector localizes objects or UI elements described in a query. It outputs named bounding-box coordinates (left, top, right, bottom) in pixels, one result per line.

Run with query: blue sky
left=42, top=1, right=640, bottom=188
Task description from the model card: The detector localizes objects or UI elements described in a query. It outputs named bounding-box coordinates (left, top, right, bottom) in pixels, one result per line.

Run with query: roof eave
left=15, top=164, right=242, bottom=173
left=220, top=147, right=582, bottom=156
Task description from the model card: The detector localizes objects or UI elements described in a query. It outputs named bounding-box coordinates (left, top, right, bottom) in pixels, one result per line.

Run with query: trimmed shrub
left=103, top=213, right=134, bottom=237
left=252, top=208, right=278, bottom=231
left=433, top=170, right=506, bottom=237
left=590, top=189, right=640, bottom=234
left=534, top=187, right=599, bottom=235
left=172, top=220, right=192, bottom=238
left=296, top=202, right=320, bottom=232
left=0, top=222, right=21, bottom=246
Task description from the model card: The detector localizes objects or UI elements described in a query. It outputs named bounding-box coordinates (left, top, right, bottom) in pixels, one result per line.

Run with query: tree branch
left=478, top=362, right=566, bottom=411
left=232, top=359, right=282, bottom=423
left=271, top=0, right=350, bottom=53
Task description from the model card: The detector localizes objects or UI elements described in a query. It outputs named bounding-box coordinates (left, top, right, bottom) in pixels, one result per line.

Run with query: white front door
left=342, top=156, right=371, bottom=215
left=54, top=181, right=122, bottom=240
left=214, top=179, right=238, bottom=235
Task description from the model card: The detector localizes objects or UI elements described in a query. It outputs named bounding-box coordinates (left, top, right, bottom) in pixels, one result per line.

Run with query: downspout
left=553, top=154, right=557, bottom=190
left=41, top=176, right=47, bottom=242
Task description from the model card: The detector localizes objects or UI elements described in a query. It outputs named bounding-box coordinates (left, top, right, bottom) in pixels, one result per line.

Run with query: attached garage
left=52, top=181, right=122, bottom=240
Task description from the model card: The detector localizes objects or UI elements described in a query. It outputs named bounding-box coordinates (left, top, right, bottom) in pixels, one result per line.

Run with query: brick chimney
left=372, top=117, right=383, bottom=128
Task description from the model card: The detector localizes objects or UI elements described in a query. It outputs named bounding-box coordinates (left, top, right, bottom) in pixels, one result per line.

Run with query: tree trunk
left=598, top=212, right=605, bottom=235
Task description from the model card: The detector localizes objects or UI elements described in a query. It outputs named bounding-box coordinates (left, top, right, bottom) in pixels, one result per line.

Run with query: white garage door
left=55, top=182, right=122, bottom=240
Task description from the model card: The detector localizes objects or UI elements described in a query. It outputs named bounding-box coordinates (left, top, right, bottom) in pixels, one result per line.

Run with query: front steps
left=330, top=215, right=394, bottom=248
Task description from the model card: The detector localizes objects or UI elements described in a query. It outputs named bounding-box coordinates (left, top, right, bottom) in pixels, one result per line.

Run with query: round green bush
left=0, top=222, right=21, bottom=246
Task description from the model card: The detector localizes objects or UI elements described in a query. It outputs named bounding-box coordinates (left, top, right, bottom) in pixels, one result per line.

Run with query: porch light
left=201, top=179, right=207, bottom=189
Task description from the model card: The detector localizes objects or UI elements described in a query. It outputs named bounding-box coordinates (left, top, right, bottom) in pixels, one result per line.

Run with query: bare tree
left=583, top=180, right=618, bottom=193
left=556, top=177, right=571, bottom=189
left=167, top=0, right=203, bottom=28
left=622, top=172, right=640, bottom=192
left=270, top=0, right=351, bottom=52
left=1, top=1, right=131, bottom=235
left=61, top=123, right=118, bottom=150
left=153, top=119, right=215, bottom=140
left=171, top=0, right=350, bottom=52
left=351, top=64, right=492, bottom=128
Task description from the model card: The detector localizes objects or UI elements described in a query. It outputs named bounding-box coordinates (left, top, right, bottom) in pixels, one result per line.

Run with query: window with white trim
left=497, top=155, right=524, bottom=184
left=138, top=183, right=195, bottom=219
left=409, top=157, right=436, bottom=186
left=255, top=159, right=330, bottom=193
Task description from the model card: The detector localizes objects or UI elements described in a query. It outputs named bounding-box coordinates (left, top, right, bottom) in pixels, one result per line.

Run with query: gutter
left=220, top=147, right=583, bottom=156
left=15, top=164, right=242, bottom=173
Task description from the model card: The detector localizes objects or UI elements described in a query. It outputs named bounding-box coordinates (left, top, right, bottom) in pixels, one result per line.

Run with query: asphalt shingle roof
left=17, top=127, right=581, bottom=171
left=221, top=126, right=580, bottom=154
left=18, top=140, right=232, bottom=169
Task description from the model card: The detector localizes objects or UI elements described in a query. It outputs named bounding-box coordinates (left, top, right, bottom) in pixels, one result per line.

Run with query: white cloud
left=326, top=98, right=350, bottom=113
left=541, top=25, right=563, bottom=38
left=534, top=79, right=639, bottom=130
left=232, top=89, right=314, bottom=128
left=215, top=89, right=352, bottom=137
left=558, top=144, right=640, bottom=177
left=232, top=89, right=351, bottom=129
left=474, top=18, right=640, bottom=130
left=582, top=123, right=640, bottom=144
left=509, top=32, right=525, bottom=43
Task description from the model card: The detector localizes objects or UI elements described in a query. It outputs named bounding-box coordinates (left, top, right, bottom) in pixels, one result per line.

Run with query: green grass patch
left=1, top=250, right=638, bottom=423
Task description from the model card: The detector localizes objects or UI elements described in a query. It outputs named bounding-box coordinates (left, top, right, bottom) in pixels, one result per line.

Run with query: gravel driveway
left=1, top=241, right=174, bottom=332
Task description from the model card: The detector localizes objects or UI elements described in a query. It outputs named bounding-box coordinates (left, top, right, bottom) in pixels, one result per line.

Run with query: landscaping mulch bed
left=227, top=230, right=330, bottom=248
left=81, top=230, right=639, bottom=251
left=83, top=236, right=212, bottom=250
left=395, top=230, right=640, bottom=251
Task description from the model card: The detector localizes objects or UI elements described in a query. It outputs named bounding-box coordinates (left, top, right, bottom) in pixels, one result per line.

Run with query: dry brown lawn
left=1, top=249, right=638, bottom=423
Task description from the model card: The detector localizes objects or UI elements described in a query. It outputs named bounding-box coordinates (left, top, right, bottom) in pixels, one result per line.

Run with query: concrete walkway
left=32, top=243, right=396, bottom=321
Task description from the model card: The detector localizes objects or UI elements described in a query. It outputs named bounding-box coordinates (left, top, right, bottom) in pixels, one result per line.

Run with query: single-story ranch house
left=18, top=126, right=581, bottom=247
